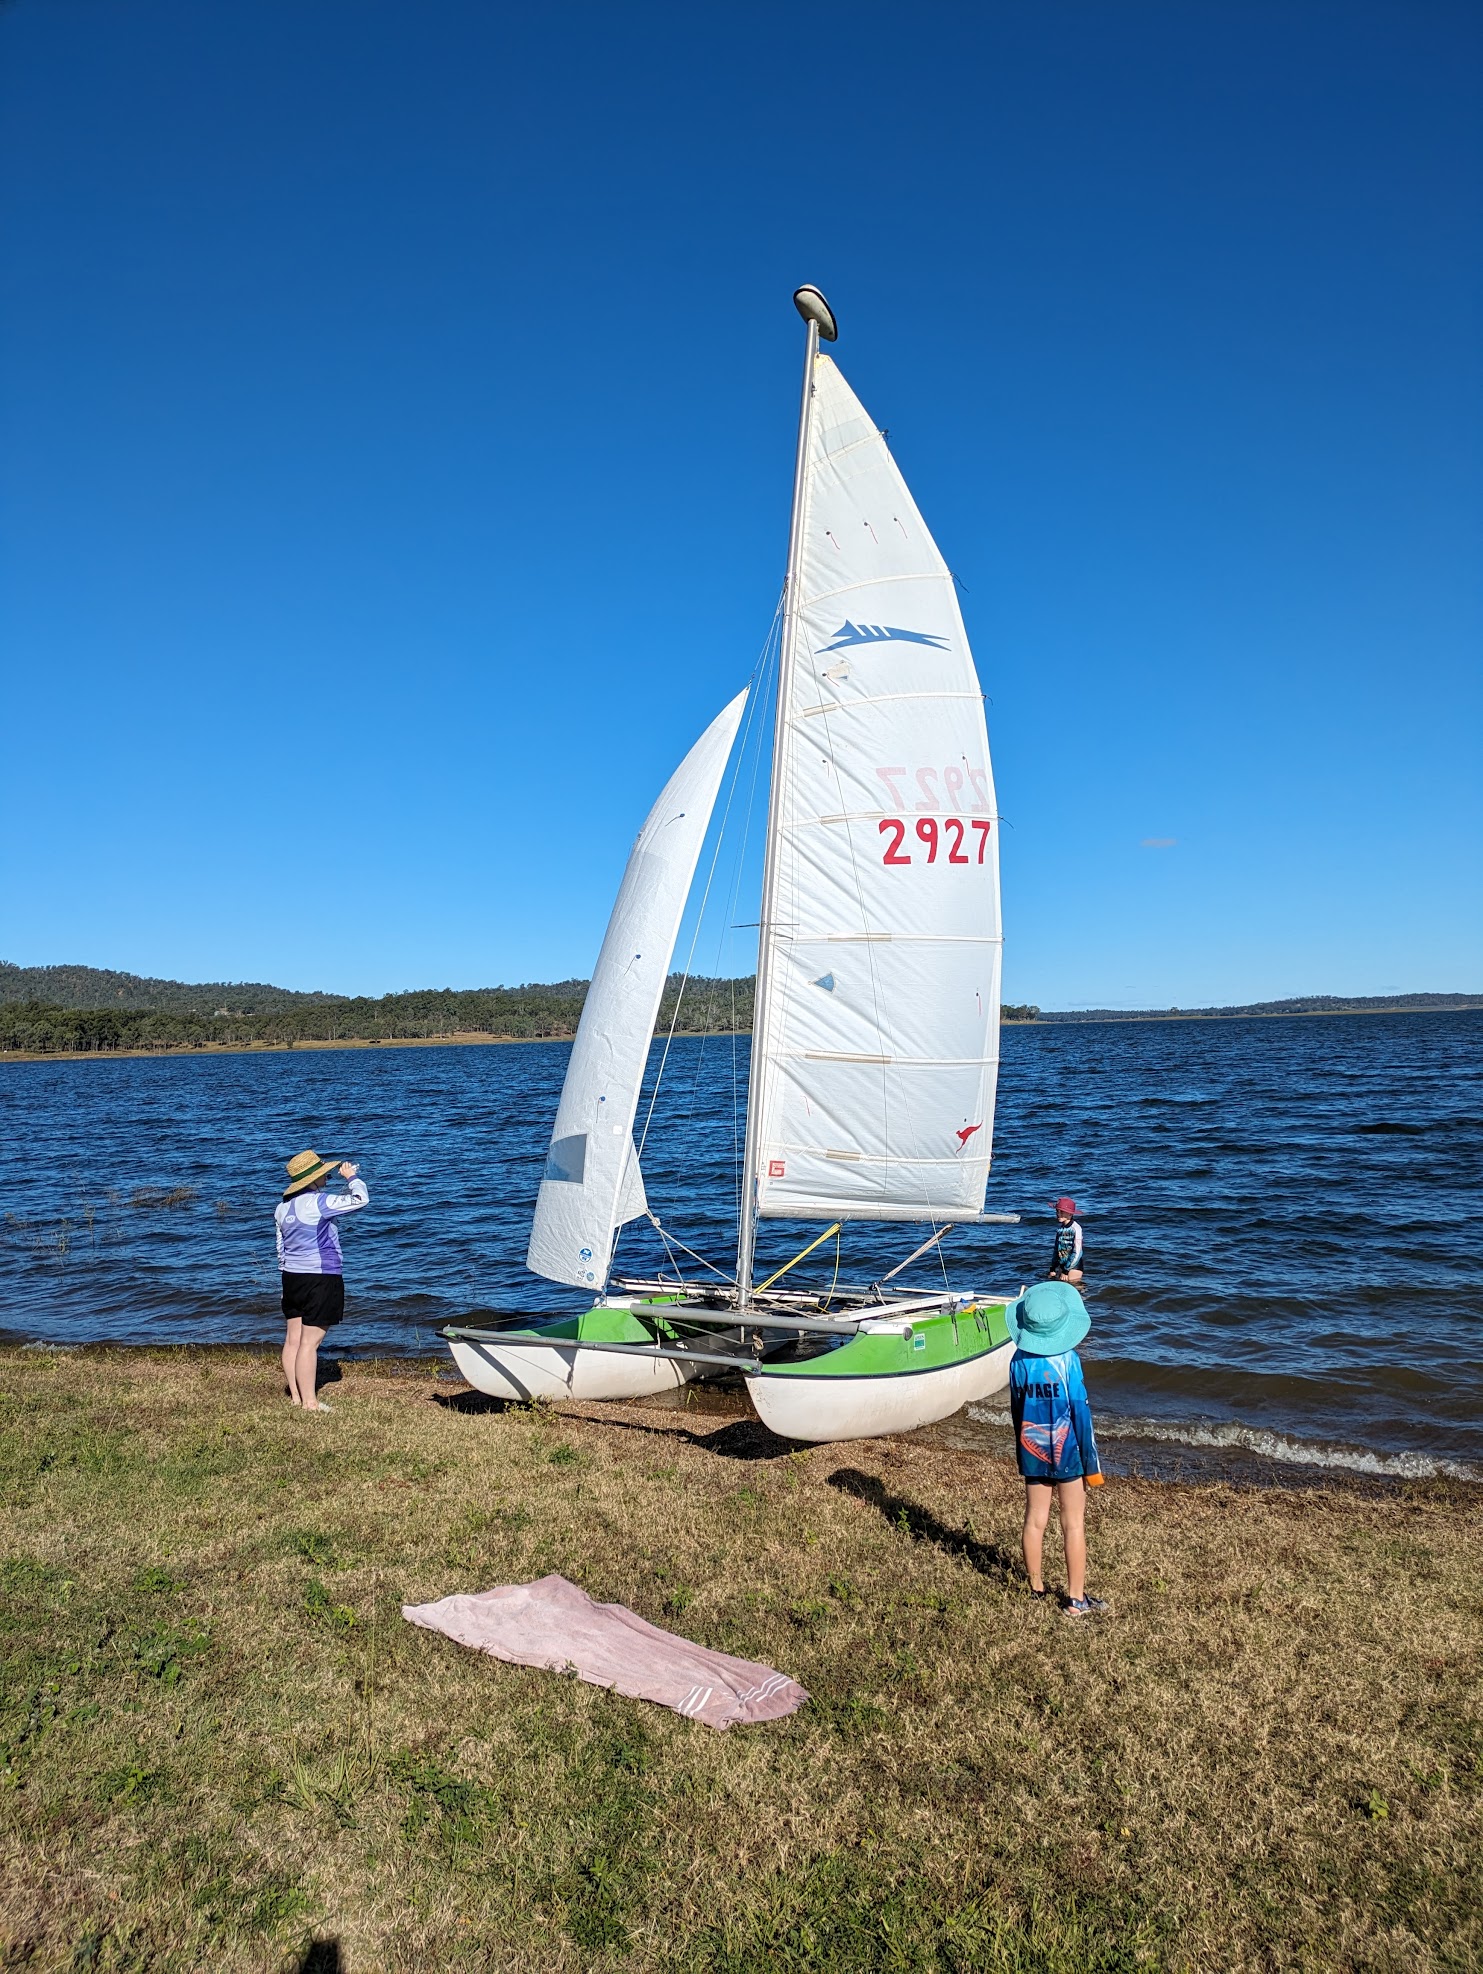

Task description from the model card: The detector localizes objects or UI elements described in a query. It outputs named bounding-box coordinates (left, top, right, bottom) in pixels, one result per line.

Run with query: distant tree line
left=0, top=975, right=756, bottom=1055
left=0, top=975, right=1047, bottom=1056
left=9, top=955, right=1470, bottom=1058
left=1041, top=993, right=1482, bottom=1022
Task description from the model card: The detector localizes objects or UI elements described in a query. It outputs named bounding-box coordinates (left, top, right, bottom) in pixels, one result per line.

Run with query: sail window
left=544, top=1135, right=587, bottom=1185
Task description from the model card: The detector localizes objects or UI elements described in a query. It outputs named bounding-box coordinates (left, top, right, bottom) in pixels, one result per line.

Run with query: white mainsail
left=527, top=690, right=747, bottom=1288
left=748, top=353, right=1002, bottom=1225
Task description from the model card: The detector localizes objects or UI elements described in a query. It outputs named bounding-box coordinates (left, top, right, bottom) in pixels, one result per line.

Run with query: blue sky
left=2, top=0, right=1478, bottom=1008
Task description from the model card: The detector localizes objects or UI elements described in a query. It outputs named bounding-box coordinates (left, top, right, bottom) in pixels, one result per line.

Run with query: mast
left=737, top=285, right=838, bottom=1305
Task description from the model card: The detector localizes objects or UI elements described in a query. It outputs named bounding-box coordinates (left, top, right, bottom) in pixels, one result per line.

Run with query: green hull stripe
left=753, top=1303, right=1013, bottom=1382
left=752, top=1339, right=1011, bottom=1384
left=481, top=1304, right=681, bottom=1347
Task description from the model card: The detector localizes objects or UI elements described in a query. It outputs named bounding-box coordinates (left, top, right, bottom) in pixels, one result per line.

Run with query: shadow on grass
left=427, top=1388, right=794, bottom=1456
left=431, top=1390, right=519, bottom=1416
left=827, top=1467, right=1016, bottom=1580
left=586, top=1415, right=798, bottom=1462
left=292, top=1941, right=341, bottom=1972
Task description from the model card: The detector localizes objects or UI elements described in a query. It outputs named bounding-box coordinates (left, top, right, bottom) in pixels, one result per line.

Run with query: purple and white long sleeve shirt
left=275, top=1177, right=369, bottom=1275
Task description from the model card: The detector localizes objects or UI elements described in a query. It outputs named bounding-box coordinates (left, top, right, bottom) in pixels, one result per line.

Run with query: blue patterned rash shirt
left=1008, top=1348, right=1103, bottom=1484
left=1050, top=1219, right=1084, bottom=1276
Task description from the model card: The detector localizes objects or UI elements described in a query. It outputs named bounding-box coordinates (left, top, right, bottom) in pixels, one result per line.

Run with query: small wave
left=1353, top=1121, right=1428, bottom=1136
left=963, top=1406, right=1479, bottom=1481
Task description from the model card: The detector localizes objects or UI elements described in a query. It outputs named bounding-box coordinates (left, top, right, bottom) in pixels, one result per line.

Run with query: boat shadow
left=428, top=1391, right=796, bottom=1460
left=431, top=1389, right=518, bottom=1416
left=826, top=1467, right=1016, bottom=1581
left=599, top=1415, right=801, bottom=1462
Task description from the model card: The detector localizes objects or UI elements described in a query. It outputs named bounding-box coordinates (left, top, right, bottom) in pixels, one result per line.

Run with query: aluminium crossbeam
left=442, top=1326, right=761, bottom=1374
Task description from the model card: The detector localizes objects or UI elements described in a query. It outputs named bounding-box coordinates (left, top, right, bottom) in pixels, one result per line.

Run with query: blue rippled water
left=2, top=1012, right=1479, bottom=1476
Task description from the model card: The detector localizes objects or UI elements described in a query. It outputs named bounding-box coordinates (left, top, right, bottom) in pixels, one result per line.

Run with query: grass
left=0, top=1349, right=1479, bottom=1973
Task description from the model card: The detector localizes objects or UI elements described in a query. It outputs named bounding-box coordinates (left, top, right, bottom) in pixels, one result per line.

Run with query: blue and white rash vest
left=274, top=1178, right=369, bottom=1276
left=1050, top=1218, right=1084, bottom=1276
left=1008, top=1347, right=1102, bottom=1484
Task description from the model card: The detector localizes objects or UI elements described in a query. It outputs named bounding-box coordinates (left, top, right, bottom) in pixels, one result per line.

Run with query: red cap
left=1052, top=1197, right=1077, bottom=1215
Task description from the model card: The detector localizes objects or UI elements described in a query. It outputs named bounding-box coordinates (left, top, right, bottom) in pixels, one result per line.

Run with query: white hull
left=748, top=1338, right=1014, bottom=1444
left=447, top=1334, right=697, bottom=1404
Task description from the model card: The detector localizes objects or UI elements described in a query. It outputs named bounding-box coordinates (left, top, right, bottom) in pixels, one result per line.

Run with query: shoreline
left=9, top=1341, right=1476, bottom=1492
left=1, top=1000, right=1477, bottom=1066
left=0, top=1029, right=645, bottom=1066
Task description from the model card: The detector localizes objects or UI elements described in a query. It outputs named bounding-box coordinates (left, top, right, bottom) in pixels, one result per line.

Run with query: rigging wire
left=713, top=605, right=782, bottom=1226
left=643, top=1212, right=734, bottom=1283
left=633, top=592, right=781, bottom=1167
left=676, top=628, right=774, bottom=1145
left=609, top=594, right=783, bottom=1284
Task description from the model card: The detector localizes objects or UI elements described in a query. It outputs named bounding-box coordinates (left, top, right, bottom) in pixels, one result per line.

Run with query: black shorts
left=281, top=1273, right=345, bottom=1330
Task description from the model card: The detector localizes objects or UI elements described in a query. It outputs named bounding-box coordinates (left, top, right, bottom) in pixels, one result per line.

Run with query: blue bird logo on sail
left=821, top=621, right=950, bottom=653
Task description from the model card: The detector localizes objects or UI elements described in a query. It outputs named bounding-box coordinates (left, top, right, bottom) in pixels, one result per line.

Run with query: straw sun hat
left=282, top=1149, right=341, bottom=1199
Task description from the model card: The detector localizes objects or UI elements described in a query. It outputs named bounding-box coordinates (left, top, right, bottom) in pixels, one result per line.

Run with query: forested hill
left=0, top=970, right=758, bottom=1054
left=0, top=962, right=340, bottom=1015
left=0, top=960, right=1473, bottom=1056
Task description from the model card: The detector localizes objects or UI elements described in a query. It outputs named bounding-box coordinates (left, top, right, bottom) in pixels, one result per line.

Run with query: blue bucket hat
left=1008, top=1280, right=1090, bottom=1357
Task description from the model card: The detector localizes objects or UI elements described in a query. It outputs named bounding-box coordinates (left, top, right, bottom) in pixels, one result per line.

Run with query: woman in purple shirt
left=275, top=1149, right=369, bottom=1412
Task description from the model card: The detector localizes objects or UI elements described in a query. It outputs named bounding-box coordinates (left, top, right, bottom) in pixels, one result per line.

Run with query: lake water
left=2, top=1012, right=1480, bottom=1480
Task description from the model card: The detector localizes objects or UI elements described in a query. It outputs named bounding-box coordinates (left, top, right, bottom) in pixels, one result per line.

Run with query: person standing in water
left=1048, top=1196, right=1085, bottom=1283
left=275, top=1150, right=369, bottom=1412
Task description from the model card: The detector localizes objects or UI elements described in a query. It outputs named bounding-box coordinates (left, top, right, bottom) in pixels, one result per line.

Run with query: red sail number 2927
left=879, top=817, right=992, bottom=865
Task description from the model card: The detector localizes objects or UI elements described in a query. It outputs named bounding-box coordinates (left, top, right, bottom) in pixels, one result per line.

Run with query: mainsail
left=527, top=690, right=747, bottom=1288
left=747, top=353, right=1002, bottom=1226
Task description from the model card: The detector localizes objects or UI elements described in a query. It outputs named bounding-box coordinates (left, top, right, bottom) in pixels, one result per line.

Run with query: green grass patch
left=0, top=1347, right=1479, bottom=1972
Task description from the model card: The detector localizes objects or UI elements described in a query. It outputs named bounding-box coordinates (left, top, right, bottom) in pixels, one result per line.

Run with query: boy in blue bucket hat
left=1008, top=1279, right=1107, bottom=1618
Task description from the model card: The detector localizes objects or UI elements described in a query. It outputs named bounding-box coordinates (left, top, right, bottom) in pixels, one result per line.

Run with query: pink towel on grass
left=402, top=1572, right=808, bottom=1731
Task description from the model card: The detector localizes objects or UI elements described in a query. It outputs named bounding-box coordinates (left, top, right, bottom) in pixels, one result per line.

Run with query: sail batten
left=745, top=352, right=1002, bottom=1230
left=797, top=693, right=984, bottom=717
left=526, top=690, right=747, bottom=1290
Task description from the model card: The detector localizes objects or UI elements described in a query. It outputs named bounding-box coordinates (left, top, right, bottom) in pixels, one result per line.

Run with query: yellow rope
left=755, top=1222, right=842, bottom=1295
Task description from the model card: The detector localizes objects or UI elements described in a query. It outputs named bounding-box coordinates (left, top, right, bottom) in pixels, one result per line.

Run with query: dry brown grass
left=0, top=1347, right=1479, bottom=1973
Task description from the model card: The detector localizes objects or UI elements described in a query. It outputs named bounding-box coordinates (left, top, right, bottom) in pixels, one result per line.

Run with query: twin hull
left=748, top=1306, right=1015, bottom=1442
left=446, top=1304, right=697, bottom=1405
left=448, top=1299, right=1015, bottom=1443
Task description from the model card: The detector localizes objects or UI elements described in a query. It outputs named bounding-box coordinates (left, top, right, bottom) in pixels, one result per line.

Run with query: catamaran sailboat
left=443, top=286, right=1020, bottom=1442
